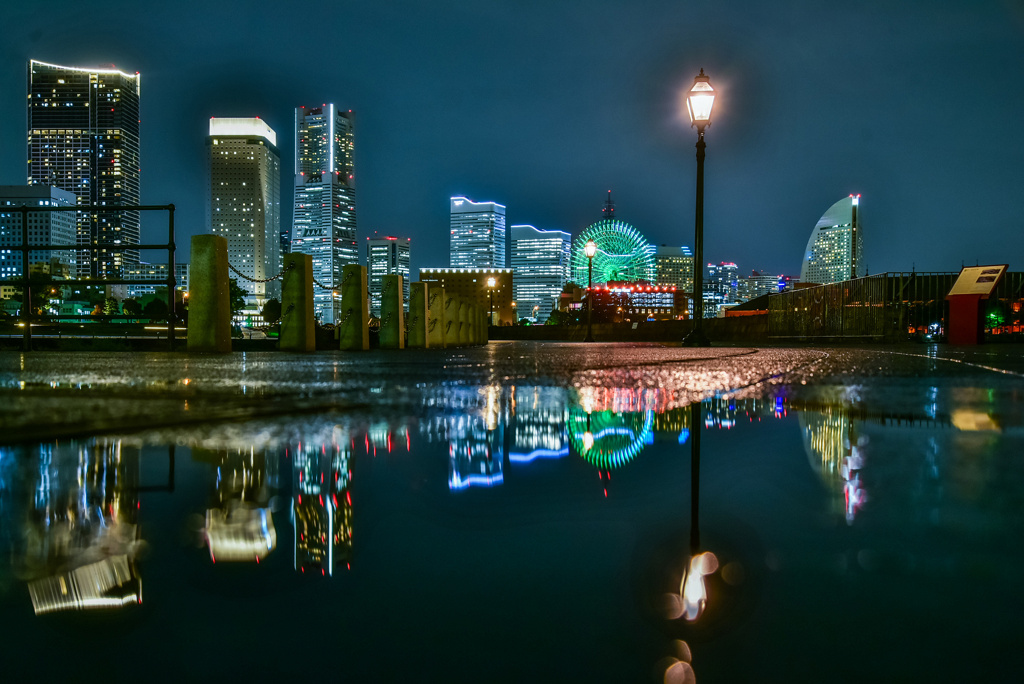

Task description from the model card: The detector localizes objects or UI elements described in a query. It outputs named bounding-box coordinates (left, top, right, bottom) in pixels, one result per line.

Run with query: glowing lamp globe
left=585, top=239, right=597, bottom=259
left=487, top=276, right=496, bottom=288
left=686, top=69, right=715, bottom=129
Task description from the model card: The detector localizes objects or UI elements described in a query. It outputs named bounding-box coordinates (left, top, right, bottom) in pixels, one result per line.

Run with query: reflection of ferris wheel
left=568, top=407, right=654, bottom=469
left=570, top=219, right=656, bottom=285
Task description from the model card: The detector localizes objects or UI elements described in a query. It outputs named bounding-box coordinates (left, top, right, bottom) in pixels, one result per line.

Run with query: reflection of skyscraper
left=798, top=407, right=865, bottom=523
left=197, top=448, right=277, bottom=563
left=291, top=432, right=352, bottom=575
left=28, top=60, right=141, bottom=278
left=509, top=386, right=569, bottom=463
left=3, top=441, right=143, bottom=614
left=447, top=414, right=505, bottom=489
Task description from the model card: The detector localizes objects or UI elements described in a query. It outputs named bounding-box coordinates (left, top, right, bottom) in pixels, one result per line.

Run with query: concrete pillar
left=408, top=282, right=428, bottom=348
left=379, top=274, right=405, bottom=349
left=338, top=264, right=369, bottom=351
left=458, top=299, right=470, bottom=346
left=427, top=287, right=446, bottom=348
left=187, top=235, right=231, bottom=353
left=442, top=293, right=458, bottom=347
left=280, top=253, right=315, bottom=352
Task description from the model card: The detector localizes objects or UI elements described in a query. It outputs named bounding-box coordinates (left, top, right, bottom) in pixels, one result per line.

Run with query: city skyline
left=0, top=1, right=1021, bottom=281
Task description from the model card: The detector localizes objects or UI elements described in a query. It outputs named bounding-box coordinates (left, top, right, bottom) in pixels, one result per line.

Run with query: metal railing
left=768, top=271, right=1024, bottom=340
left=4, top=204, right=176, bottom=350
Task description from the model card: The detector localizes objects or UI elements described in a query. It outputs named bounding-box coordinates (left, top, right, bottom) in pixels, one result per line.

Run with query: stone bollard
left=379, top=274, right=405, bottom=349
left=408, top=282, right=428, bottom=348
left=466, top=303, right=476, bottom=345
left=427, top=286, right=446, bottom=349
left=458, top=298, right=470, bottom=346
left=279, top=253, right=315, bottom=352
left=442, top=293, right=458, bottom=347
left=187, top=235, right=231, bottom=353
left=338, top=264, right=369, bottom=351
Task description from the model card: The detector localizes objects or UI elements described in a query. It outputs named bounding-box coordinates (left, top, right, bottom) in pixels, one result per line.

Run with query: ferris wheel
left=569, top=219, right=656, bottom=285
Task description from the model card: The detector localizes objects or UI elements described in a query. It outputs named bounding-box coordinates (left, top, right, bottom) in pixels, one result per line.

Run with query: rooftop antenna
left=602, top=190, right=615, bottom=221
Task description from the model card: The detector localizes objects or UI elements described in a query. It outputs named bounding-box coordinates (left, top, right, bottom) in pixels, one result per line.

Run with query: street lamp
left=584, top=238, right=597, bottom=342
left=682, top=68, right=715, bottom=348
left=486, top=276, right=496, bottom=326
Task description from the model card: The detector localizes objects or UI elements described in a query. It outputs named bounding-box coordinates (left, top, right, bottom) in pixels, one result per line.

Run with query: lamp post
left=682, top=68, right=715, bottom=348
left=585, top=238, right=597, bottom=342
left=487, top=276, right=496, bottom=326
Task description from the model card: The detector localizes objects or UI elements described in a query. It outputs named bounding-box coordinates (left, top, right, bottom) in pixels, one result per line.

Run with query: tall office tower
left=27, top=60, right=141, bottom=278
left=207, top=117, right=281, bottom=303
left=450, top=197, right=505, bottom=268
left=800, top=194, right=864, bottom=285
left=510, top=225, right=570, bottom=323
left=0, top=185, right=77, bottom=279
left=290, top=105, right=357, bottom=323
left=366, top=233, right=410, bottom=316
left=655, top=245, right=694, bottom=294
left=704, top=262, right=739, bottom=316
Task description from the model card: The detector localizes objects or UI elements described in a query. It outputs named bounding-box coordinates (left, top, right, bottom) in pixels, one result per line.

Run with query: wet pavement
left=0, top=342, right=1022, bottom=682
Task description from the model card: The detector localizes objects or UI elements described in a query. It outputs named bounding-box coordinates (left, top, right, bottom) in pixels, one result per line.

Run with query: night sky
left=2, top=0, right=1022, bottom=277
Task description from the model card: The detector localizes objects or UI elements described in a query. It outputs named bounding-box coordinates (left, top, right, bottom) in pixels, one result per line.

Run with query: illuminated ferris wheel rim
left=570, top=218, right=655, bottom=285
left=567, top=408, right=654, bottom=470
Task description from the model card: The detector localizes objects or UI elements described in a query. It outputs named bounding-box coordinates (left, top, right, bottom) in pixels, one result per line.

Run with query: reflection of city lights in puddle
left=664, top=552, right=719, bottom=621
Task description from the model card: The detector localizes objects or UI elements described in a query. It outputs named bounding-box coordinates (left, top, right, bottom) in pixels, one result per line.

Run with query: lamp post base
left=682, top=328, right=710, bottom=347
left=584, top=332, right=594, bottom=343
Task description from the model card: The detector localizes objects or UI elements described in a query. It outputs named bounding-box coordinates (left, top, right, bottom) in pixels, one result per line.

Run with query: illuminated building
left=0, top=185, right=77, bottom=279
left=290, top=105, right=357, bottom=323
left=655, top=245, right=694, bottom=296
left=569, top=218, right=655, bottom=286
left=704, top=262, right=739, bottom=316
left=418, top=267, right=514, bottom=324
left=800, top=195, right=864, bottom=285
left=291, top=434, right=352, bottom=575
left=366, top=233, right=410, bottom=316
left=510, top=225, right=571, bottom=323
left=586, top=282, right=684, bottom=322
left=27, top=60, right=141, bottom=278
left=450, top=197, right=506, bottom=268
left=736, top=270, right=793, bottom=302
left=207, top=117, right=281, bottom=305
left=122, top=262, right=189, bottom=297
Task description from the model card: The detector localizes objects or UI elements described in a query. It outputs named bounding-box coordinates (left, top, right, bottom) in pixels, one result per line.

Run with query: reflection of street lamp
left=682, top=69, right=715, bottom=348
left=486, top=276, right=496, bottom=325
left=679, top=400, right=717, bottom=621
left=583, top=411, right=594, bottom=451
left=585, top=238, right=597, bottom=342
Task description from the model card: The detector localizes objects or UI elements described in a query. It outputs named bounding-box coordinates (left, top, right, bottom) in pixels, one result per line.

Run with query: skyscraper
left=510, top=225, right=570, bottom=323
left=27, top=60, right=141, bottom=278
left=207, top=117, right=281, bottom=304
left=800, top=195, right=864, bottom=285
left=450, top=197, right=505, bottom=268
left=0, top=185, right=77, bottom=279
left=366, top=233, right=410, bottom=316
left=290, top=105, right=357, bottom=323
left=655, top=245, right=694, bottom=294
